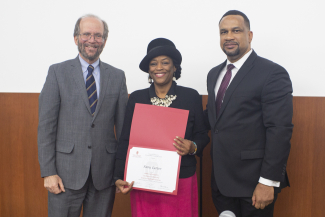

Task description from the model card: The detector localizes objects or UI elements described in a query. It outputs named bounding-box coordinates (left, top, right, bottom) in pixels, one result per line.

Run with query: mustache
left=83, top=43, right=100, bottom=48
left=223, top=42, right=238, bottom=46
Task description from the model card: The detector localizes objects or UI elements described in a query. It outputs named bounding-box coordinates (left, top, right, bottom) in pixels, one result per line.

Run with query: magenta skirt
left=130, top=173, right=198, bottom=217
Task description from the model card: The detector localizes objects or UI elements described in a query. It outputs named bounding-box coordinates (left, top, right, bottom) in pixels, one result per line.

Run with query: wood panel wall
left=0, top=93, right=324, bottom=217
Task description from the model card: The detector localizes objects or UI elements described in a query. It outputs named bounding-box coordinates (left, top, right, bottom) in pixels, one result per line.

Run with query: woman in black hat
left=114, top=38, right=209, bottom=216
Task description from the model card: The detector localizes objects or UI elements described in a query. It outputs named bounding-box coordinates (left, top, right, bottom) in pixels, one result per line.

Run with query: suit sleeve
left=192, top=93, right=210, bottom=156
left=114, top=71, right=128, bottom=142
left=260, top=65, right=293, bottom=182
left=114, top=93, right=136, bottom=181
left=38, top=65, right=60, bottom=178
left=203, top=71, right=212, bottom=130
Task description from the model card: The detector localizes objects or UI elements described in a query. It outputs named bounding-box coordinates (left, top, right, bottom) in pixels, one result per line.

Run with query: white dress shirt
left=214, top=49, right=280, bottom=187
left=79, top=55, right=100, bottom=98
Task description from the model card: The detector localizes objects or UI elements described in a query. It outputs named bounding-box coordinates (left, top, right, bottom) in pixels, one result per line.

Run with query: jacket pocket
left=241, top=149, right=264, bottom=160
left=232, top=91, right=257, bottom=98
left=56, top=140, right=74, bottom=153
left=106, top=143, right=117, bottom=154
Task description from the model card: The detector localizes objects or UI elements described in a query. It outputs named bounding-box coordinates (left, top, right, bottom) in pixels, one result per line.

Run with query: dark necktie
left=86, top=65, right=98, bottom=116
left=215, top=64, right=235, bottom=117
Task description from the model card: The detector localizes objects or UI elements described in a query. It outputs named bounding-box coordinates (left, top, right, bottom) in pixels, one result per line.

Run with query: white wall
left=0, top=0, right=324, bottom=96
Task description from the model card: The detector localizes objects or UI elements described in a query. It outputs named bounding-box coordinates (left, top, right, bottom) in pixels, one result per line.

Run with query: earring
left=173, top=72, right=176, bottom=81
left=148, top=75, right=153, bottom=84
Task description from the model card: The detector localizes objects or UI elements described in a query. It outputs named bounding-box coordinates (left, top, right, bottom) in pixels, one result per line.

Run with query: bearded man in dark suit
left=205, top=10, right=293, bottom=217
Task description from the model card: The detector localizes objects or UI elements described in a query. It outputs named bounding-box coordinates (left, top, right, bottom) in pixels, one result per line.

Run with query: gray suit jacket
left=38, top=56, right=128, bottom=190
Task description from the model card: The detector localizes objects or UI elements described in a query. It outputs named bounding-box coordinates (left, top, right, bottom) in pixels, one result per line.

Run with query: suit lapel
left=216, top=51, right=257, bottom=123
left=70, top=56, right=92, bottom=115
left=92, top=60, right=110, bottom=121
left=209, top=61, right=226, bottom=123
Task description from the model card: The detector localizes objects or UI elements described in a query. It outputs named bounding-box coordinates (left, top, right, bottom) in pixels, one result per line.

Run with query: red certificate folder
left=124, top=103, right=189, bottom=195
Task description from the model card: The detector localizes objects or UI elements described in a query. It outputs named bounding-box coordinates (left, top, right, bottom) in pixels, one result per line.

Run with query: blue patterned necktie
left=86, top=65, right=97, bottom=116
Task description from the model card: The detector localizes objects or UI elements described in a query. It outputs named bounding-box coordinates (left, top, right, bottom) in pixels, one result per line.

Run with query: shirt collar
left=78, top=55, right=100, bottom=75
left=149, top=81, right=177, bottom=98
left=226, top=49, right=253, bottom=70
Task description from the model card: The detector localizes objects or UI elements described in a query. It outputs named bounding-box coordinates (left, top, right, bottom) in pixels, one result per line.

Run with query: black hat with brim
left=139, top=38, right=182, bottom=72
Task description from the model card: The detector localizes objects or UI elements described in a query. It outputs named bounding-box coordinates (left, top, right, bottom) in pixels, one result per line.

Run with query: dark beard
left=78, top=40, right=104, bottom=61
left=222, top=43, right=240, bottom=57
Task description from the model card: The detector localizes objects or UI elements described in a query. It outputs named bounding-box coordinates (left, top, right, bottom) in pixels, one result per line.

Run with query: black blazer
left=205, top=51, right=293, bottom=197
left=114, top=81, right=210, bottom=181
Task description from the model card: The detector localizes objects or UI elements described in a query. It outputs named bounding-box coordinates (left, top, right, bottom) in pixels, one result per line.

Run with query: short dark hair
left=73, top=14, right=109, bottom=41
left=219, top=10, right=250, bottom=30
left=173, top=60, right=182, bottom=80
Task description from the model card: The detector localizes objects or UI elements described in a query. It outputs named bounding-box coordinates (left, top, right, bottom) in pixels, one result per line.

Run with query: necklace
left=150, top=95, right=177, bottom=107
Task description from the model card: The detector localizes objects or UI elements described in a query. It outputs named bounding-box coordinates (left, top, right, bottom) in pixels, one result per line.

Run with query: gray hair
left=73, top=14, right=109, bottom=41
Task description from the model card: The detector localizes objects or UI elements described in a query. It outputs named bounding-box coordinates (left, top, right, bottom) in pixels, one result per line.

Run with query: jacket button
left=91, top=124, right=95, bottom=128
left=214, top=129, right=219, bottom=134
left=88, top=146, right=91, bottom=149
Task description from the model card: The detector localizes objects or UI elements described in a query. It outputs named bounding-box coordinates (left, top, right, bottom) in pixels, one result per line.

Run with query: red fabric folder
left=124, top=103, right=189, bottom=195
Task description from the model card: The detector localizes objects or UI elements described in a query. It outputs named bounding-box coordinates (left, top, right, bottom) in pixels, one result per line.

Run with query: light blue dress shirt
left=79, top=55, right=100, bottom=98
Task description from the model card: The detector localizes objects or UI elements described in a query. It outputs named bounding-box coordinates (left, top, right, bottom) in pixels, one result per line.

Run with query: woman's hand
left=115, top=179, right=134, bottom=194
left=173, top=136, right=195, bottom=156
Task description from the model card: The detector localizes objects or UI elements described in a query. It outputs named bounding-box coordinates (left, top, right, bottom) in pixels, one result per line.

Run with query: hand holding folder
left=124, top=103, right=189, bottom=195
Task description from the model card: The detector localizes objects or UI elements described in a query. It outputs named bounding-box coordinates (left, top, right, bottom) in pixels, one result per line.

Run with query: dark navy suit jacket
left=205, top=51, right=293, bottom=197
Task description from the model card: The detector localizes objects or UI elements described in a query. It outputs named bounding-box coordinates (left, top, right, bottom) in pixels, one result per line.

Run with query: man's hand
left=252, top=183, right=274, bottom=209
left=173, top=136, right=195, bottom=156
left=115, top=179, right=134, bottom=195
left=44, top=175, right=65, bottom=194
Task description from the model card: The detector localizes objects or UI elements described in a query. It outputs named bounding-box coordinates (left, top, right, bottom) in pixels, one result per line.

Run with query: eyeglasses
left=79, top=33, right=104, bottom=42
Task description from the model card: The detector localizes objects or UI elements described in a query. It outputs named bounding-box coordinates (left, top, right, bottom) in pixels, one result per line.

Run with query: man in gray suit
left=38, top=14, right=128, bottom=217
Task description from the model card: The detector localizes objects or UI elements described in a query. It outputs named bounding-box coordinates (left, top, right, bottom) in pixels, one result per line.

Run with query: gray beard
left=78, top=40, right=104, bottom=61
